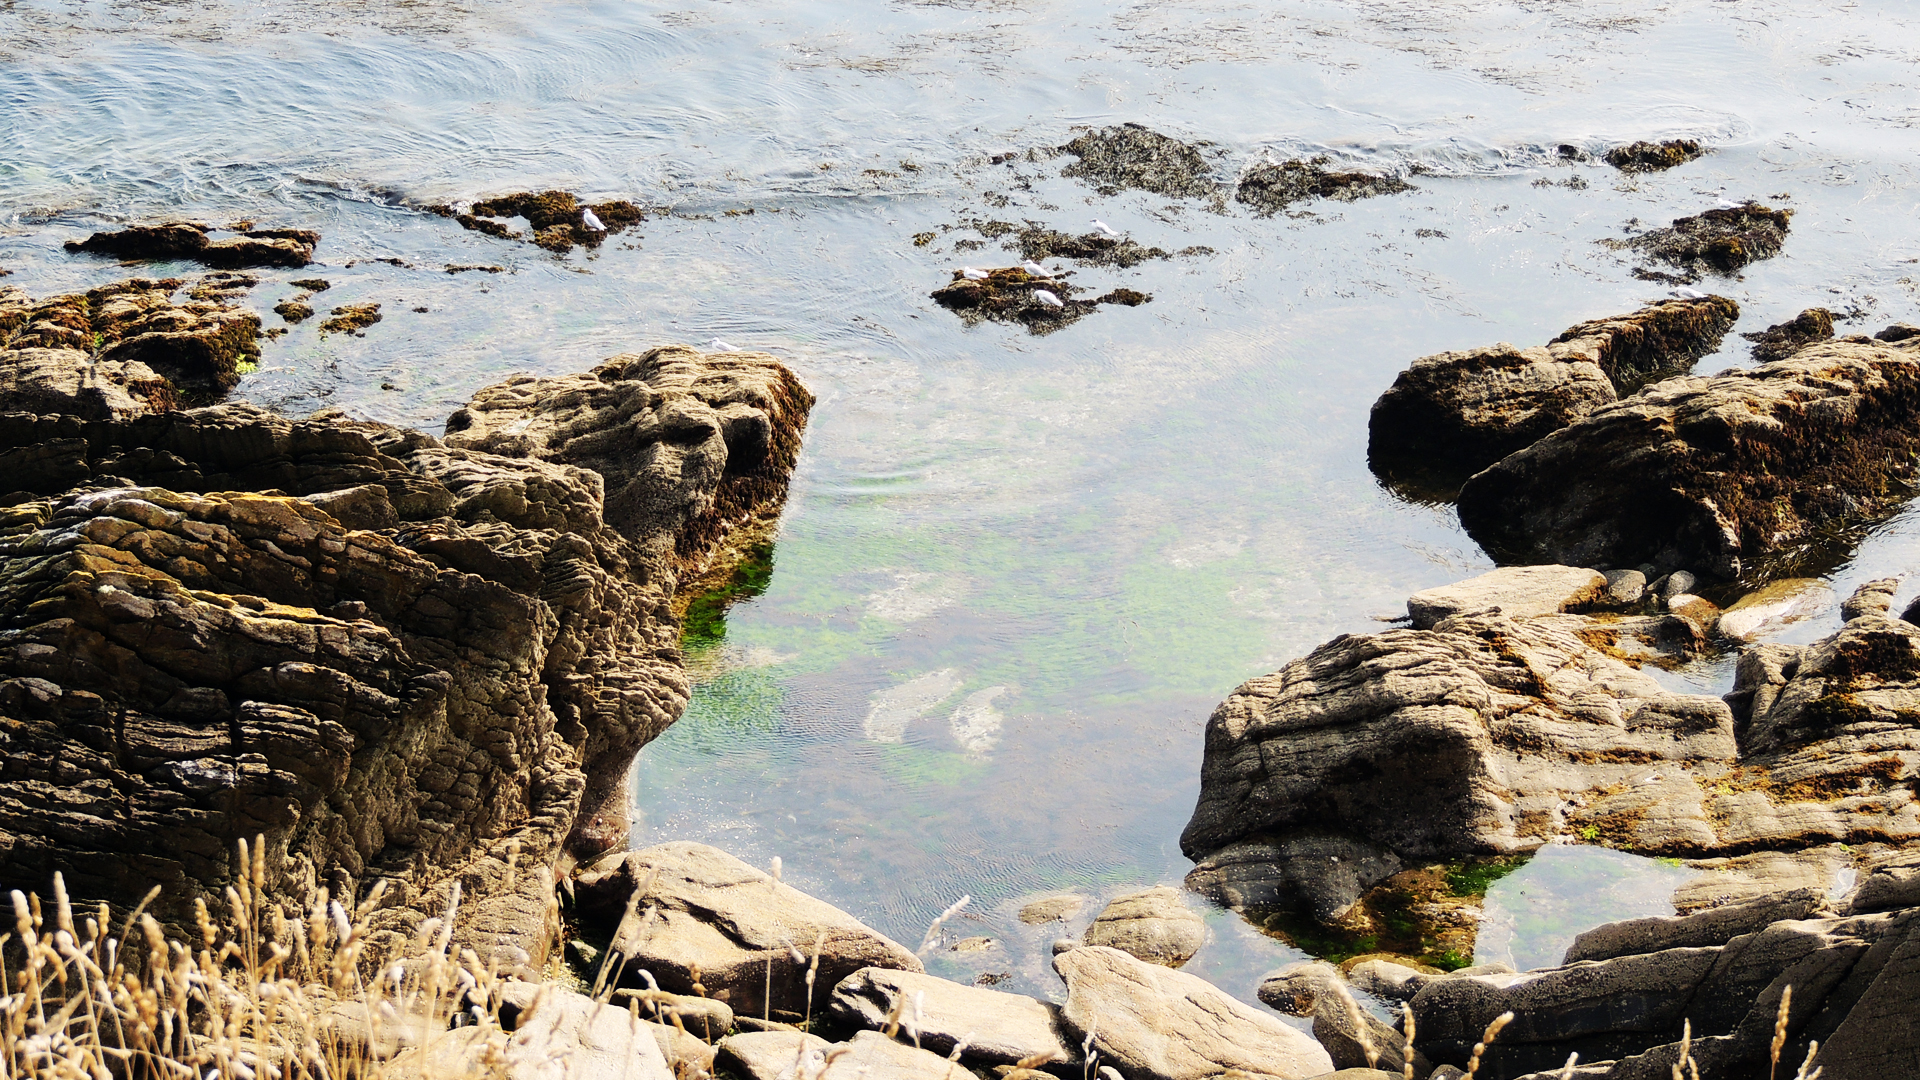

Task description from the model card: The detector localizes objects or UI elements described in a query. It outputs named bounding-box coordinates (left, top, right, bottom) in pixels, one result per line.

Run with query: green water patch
left=682, top=542, right=777, bottom=648
left=1246, top=854, right=1530, bottom=971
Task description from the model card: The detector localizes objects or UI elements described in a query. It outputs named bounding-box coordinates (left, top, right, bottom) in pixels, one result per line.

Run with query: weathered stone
left=1744, top=308, right=1835, bottom=362
left=392, top=981, right=674, bottom=1080
left=2, top=277, right=261, bottom=401
left=838, top=1031, right=972, bottom=1080
left=1602, top=569, right=1646, bottom=607
left=1080, top=886, right=1207, bottom=968
left=1562, top=888, right=1827, bottom=963
left=1018, top=894, right=1087, bottom=924
left=1457, top=338, right=1920, bottom=579
left=610, top=988, right=735, bottom=1041
left=1664, top=593, right=1720, bottom=638
left=0, top=347, right=179, bottom=420
left=1849, top=850, right=1920, bottom=914
left=1619, top=202, right=1791, bottom=281
left=1406, top=565, right=1606, bottom=630
left=1717, top=579, right=1833, bottom=642
left=1604, top=140, right=1704, bottom=173
left=829, top=967, right=1072, bottom=1068
left=65, top=222, right=317, bottom=268
left=1815, top=910, right=1920, bottom=1077
left=716, top=1030, right=833, bottom=1080
left=1548, top=296, right=1740, bottom=392
left=1184, top=834, right=1402, bottom=924
left=1345, top=958, right=1438, bottom=1003
left=1055, top=946, right=1333, bottom=1080
left=1257, top=961, right=1427, bottom=1076
left=574, top=842, right=922, bottom=1020
left=1236, top=158, right=1413, bottom=216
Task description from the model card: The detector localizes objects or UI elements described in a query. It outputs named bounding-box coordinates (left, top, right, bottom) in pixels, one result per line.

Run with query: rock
left=320, top=303, right=382, bottom=334
left=1617, top=202, right=1791, bottom=282
left=0, top=345, right=812, bottom=971
left=1456, top=338, right=1920, bottom=580
left=65, top=222, right=317, bottom=268
left=275, top=299, right=313, bottom=323
left=1562, top=887, right=1827, bottom=963
left=1716, top=579, right=1834, bottom=642
left=391, top=981, right=674, bottom=1080
left=931, top=267, right=1145, bottom=335
left=950, top=936, right=996, bottom=952
left=1058, top=124, right=1221, bottom=201
left=1602, top=569, right=1646, bottom=606
left=1257, top=961, right=1427, bottom=1076
left=500, top=982, right=713, bottom=1073
left=828, top=967, right=1073, bottom=1068
left=1814, top=910, right=1920, bottom=1079
left=1849, top=850, right=1920, bottom=914
left=1184, top=834, right=1403, bottom=924
left=427, top=192, right=646, bottom=254
left=1345, top=958, right=1439, bottom=1003
left=574, top=842, right=922, bottom=1020
left=1080, top=886, right=1207, bottom=968
left=3, top=277, right=262, bottom=402
left=716, top=1030, right=834, bottom=1080
left=837, top=1030, right=974, bottom=1080
left=1406, top=565, right=1607, bottom=629
left=1235, top=157, right=1414, bottom=216
left=1744, top=308, right=1835, bottom=361
left=1054, top=946, right=1334, bottom=1080
left=1018, top=895, right=1088, bottom=924
left=1839, top=575, right=1898, bottom=622
left=1367, top=298, right=1736, bottom=487
left=1664, top=593, right=1720, bottom=637
left=1659, top=571, right=1696, bottom=599
left=610, top=989, right=735, bottom=1041
left=1604, top=139, right=1704, bottom=173
left=1301, top=1072, right=1400, bottom=1080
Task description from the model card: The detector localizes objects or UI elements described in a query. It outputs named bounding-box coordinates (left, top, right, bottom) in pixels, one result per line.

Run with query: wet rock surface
left=1603, top=139, right=1704, bottom=173
left=931, top=266, right=1149, bottom=335
left=2, top=276, right=262, bottom=403
left=0, top=344, right=810, bottom=970
left=1743, top=306, right=1835, bottom=361
left=427, top=190, right=648, bottom=254
left=319, top=302, right=382, bottom=335
left=1367, top=297, right=1738, bottom=491
left=1456, top=336, right=1920, bottom=580
left=1617, top=202, right=1791, bottom=283
left=574, top=841, right=922, bottom=1020
left=65, top=221, right=319, bottom=268
left=1056, top=946, right=1334, bottom=1080
left=1235, top=158, right=1415, bottom=217
left=1057, top=123, right=1223, bottom=202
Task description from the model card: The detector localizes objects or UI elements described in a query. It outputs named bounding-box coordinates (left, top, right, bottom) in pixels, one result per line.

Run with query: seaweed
left=1743, top=308, right=1835, bottom=362
left=1057, top=123, right=1223, bottom=200
left=319, top=303, right=382, bottom=335
left=1613, top=202, right=1792, bottom=282
left=1604, top=139, right=1704, bottom=173
left=1235, top=157, right=1415, bottom=216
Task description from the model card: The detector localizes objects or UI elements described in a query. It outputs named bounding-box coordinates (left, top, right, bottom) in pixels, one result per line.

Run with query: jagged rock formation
left=1456, top=337, right=1920, bottom=579
left=0, top=343, right=811, bottom=972
left=1366, top=297, right=1737, bottom=493
left=2, top=277, right=263, bottom=405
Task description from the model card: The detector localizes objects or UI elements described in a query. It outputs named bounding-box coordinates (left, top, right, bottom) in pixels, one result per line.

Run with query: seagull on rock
left=581, top=208, right=607, bottom=232
left=1672, top=286, right=1708, bottom=300
left=708, top=338, right=737, bottom=352
left=1033, top=289, right=1064, bottom=308
left=1022, top=260, right=1049, bottom=277
left=962, top=267, right=990, bottom=280
left=1090, top=219, right=1119, bottom=237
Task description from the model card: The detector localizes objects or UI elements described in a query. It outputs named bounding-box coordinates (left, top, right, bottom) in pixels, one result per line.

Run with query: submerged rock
left=1617, top=201, right=1791, bottom=282
left=1367, top=297, right=1737, bottom=492
left=1235, top=158, right=1415, bottom=217
left=0, top=344, right=811, bottom=973
left=2, top=277, right=262, bottom=402
left=1057, top=124, right=1222, bottom=201
left=319, top=302, right=382, bottom=335
left=66, top=221, right=318, bottom=268
left=1055, top=946, right=1334, bottom=1080
left=1455, top=336, right=1920, bottom=579
left=1603, top=139, right=1704, bottom=173
left=1743, top=306, right=1835, bottom=361
left=574, top=841, right=921, bottom=1020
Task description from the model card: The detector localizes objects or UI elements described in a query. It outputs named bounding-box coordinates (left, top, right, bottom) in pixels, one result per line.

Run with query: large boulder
left=573, top=841, right=922, bottom=1020
left=1405, top=564, right=1606, bottom=629
left=0, top=345, right=812, bottom=970
left=829, top=967, right=1073, bottom=1067
left=1079, top=886, right=1208, bottom=968
left=1456, top=336, right=1920, bottom=580
left=389, top=981, right=675, bottom=1080
left=1367, top=297, right=1737, bottom=489
left=1054, top=946, right=1333, bottom=1080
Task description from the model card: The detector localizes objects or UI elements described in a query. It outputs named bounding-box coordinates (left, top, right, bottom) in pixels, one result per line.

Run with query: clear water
left=9, top=0, right=1920, bottom=1004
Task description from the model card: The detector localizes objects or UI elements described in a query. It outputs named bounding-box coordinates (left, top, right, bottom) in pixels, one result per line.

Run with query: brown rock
left=1743, top=308, right=1834, bottom=361
left=1406, top=565, right=1607, bottom=630
left=1603, top=139, right=1704, bottom=173
left=65, top=222, right=317, bottom=268
left=1080, top=885, right=1208, bottom=968
left=3, top=277, right=261, bottom=402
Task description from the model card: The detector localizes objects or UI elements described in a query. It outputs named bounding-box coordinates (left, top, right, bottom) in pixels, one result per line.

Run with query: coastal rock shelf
left=2, top=277, right=264, bottom=405
left=0, top=331, right=812, bottom=966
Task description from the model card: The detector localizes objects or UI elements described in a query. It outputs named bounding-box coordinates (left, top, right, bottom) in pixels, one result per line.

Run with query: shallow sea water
left=9, top=0, right=1920, bottom=1006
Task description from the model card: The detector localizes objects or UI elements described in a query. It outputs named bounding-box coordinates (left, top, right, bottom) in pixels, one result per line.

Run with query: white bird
left=708, top=338, right=737, bottom=352
left=961, top=267, right=990, bottom=280
left=581, top=208, right=607, bottom=232
left=1672, top=287, right=1708, bottom=300
left=1022, top=260, right=1049, bottom=277
left=1033, top=289, right=1064, bottom=308
left=1090, top=219, right=1119, bottom=237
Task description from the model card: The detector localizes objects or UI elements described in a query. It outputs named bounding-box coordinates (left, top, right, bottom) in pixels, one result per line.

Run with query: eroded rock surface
left=573, top=841, right=922, bottom=1020
left=1458, top=337, right=1920, bottom=579
left=829, top=967, right=1072, bottom=1067
left=1258, top=961, right=1426, bottom=1076
left=1235, top=158, right=1414, bottom=217
left=1079, top=885, right=1207, bottom=968
left=66, top=222, right=318, bottom=269
left=0, top=345, right=811, bottom=973
left=3, top=278, right=263, bottom=403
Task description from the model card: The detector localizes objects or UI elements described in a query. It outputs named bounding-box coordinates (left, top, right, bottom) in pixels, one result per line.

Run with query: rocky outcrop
left=66, top=222, right=319, bottom=268
left=1055, top=946, right=1333, bottom=1080
left=1405, top=565, right=1606, bottom=630
left=390, top=981, right=676, bottom=1080
left=1456, top=337, right=1920, bottom=579
left=1259, top=961, right=1427, bottom=1076
left=0, top=345, right=811, bottom=972
left=1744, top=307, right=1835, bottom=361
left=1603, top=140, right=1704, bottom=173
left=1618, top=202, right=1791, bottom=283
left=1367, top=298, right=1736, bottom=490
left=573, top=841, right=922, bottom=1020
left=829, top=967, right=1073, bottom=1068
left=1181, top=577, right=1919, bottom=956
left=3, top=278, right=263, bottom=403
left=931, top=267, right=1150, bottom=335
left=427, top=191, right=647, bottom=254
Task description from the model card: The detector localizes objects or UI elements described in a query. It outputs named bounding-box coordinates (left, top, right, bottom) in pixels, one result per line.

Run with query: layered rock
left=0, top=345, right=812, bottom=971
left=66, top=222, right=319, bottom=268
left=1457, top=337, right=1920, bottom=579
left=3, top=277, right=263, bottom=404
left=1367, top=297, right=1736, bottom=490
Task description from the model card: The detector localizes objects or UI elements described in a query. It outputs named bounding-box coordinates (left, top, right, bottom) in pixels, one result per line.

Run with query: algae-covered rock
left=1617, top=202, right=1791, bottom=282
left=65, top=221, right=318, bottom=268
left=930, top=266, right=1149, bottom=335
left=1603, top=139, right=1704, bottom=173
left=319, top=302, right=382, bottom=334
left=1743, top=307, right=1835, bottom=361
left=427, top=190, right=647, bottom=254
left=1057, top=124, right=1222, bottom=201
left=1235, top=158, right=1414, bottom=217
left=2, top=276, right=261, bottom=401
